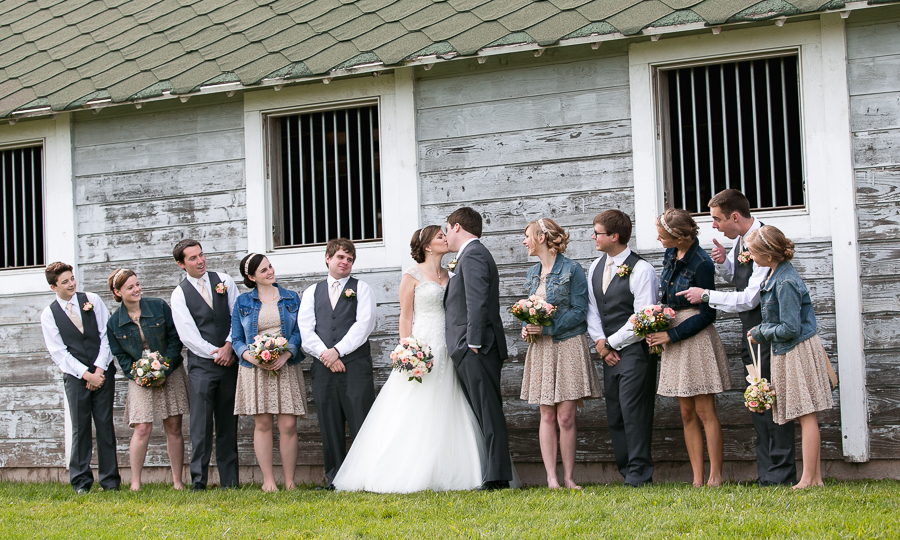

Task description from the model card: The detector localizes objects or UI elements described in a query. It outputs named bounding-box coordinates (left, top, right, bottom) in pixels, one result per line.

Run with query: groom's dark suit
left=444, top=239, right=512, bottom=484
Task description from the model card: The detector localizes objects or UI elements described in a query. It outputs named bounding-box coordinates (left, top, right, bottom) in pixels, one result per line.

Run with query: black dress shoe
left=314, top=484, right=335, bottom=491
left=74, top=487, right=89, bottom=494
left=191, top=484, right=206, bottom=493
left=478, top=481, right=509, bottom=491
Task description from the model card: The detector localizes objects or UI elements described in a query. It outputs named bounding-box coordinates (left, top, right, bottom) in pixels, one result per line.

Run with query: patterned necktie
left=197, top=278, right=213, bottom=308
left=66, top=302, right=84, bottom=333
left=330, top=281, right=341, bottom=309
left=602, top=256, right=616, bottom=294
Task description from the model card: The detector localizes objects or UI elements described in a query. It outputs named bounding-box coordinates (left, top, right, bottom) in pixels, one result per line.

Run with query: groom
left=444, top=207, right=512, bottom=490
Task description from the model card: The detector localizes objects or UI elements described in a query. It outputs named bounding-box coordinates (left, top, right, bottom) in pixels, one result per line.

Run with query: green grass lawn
left=2, top=481, right=899, bottom=539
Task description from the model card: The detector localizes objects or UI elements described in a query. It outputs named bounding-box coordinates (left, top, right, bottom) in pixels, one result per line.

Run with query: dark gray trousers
left=63, top=372, right=119, bottom=491
left=188, top=353, right=240, bottom=489
left=310, top=356, right=375, bottom=485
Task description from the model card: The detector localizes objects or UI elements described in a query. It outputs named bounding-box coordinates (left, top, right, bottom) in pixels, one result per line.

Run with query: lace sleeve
left=403, top=265, right=423, bottom=282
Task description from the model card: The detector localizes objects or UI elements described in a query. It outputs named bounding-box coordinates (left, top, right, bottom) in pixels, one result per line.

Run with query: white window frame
left=244, top=69, right=418, bottom=272
left=0, top=115, right=74, bottom=294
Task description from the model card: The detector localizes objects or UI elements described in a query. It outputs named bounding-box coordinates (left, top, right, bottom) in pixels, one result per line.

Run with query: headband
left=113, top=269, right=127, bottom=287
left=758, top=229, right=774, bottom=250
left=537, top=219, right=548, bottom=234
left=418, top=228, right=424, bottom=241
left=244, top=253, right=257, bottom=276
left=660, top=213, right=677, bottom=238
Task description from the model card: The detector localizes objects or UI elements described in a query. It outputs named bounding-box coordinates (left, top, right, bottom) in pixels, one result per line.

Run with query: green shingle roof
left=0, top=0, right=894, bottom=118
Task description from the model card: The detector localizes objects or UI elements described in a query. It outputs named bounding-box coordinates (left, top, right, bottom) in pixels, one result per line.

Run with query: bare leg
left=277, top=414, right=298, bottom=490
left=129, top=423, right=152, bottom=491
left=693, top=394, right=724, bottom=487
left=538, top=404, right=560, bottom=488
left=557, top=401, right=581, bottom=490
left=254, top=414, right=277, bottom=492
left=678, top=397, right=704, bottom=487
left=162, top=415, right=185, bottom=490
left=793, top=413, right=822, bottom=490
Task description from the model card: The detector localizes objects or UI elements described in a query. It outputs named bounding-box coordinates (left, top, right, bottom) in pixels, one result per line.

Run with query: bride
left=333, top=225, right=485, bottom=492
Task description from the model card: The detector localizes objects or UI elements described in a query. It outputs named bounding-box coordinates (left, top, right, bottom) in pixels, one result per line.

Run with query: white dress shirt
left=586, top=247, right=660, bottom=350
left=170, top=271, right=239, bottom=359
left=40, top=291, right=113, bottom=378
left=707, top=218, right=768, bottom=313
left=298, top=275, right=377, bottom=359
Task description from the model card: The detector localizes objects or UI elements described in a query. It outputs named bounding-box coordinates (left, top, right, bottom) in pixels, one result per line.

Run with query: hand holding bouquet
left=511, top=296, right=557, bottom=343
left=390, top=336, right=434, bottom=383
left=630, top=304, right=675, bottom=354
left=132, top=350, right=170, bottom=387
left=249, top=333, right=289, bottom=376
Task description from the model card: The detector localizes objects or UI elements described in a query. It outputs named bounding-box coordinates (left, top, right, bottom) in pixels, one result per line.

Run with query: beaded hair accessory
left=758, top=228, right=775, bottom=250
left=113, top=269, right=127, bottom=287
left=537, top=219, right=548, bottom=234
left=244, top=253, right=257, bottom=276
left=418, top=228, right=424, bottom=241
left=660, top=213, right=677, bottom=238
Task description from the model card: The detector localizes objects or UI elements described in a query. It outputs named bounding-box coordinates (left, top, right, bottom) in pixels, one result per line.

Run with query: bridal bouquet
left=510, top=296, right=557, bottom=343
left=630, top=304, right=675, bottom=354
left=744, top=338, right=776, bottom=413
left=249, top=333, right=289, bottom=376
left=132, top=350, right=170, bottom=388
left=390, top=336, right=434, bottom=383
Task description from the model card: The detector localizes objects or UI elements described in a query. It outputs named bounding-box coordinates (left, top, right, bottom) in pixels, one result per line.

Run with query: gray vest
left=591, top=252, right=650, bottom=358
left=179, top=272, right=231, bottom=349
left=734, top=236, right=763, bottom=331
left=49, top=293, right=107, bottom=373
left=313, top=277, right=371, bottom=363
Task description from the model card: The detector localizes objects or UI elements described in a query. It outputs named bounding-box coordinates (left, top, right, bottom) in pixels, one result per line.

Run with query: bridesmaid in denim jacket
left=746, top=225, right=834, bottom=490
left=232, top=253, right=306, bottom=492
left=519, top=218, right=601, bottom=490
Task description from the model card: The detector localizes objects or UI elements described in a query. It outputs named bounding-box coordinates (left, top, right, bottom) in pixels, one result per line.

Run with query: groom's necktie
left=197, top=278, right=213, bottom=308
left=66, top=302, right=84, bottom=333
left=601, top=256, right=616, bottom=294
left=330, top=281, right=341, bottom=309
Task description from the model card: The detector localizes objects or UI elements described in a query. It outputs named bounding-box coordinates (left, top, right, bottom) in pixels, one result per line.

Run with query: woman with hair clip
left=231, top=253, right=305, bottom=492
left=647, top=209, right=731, bottom=488
left=746, top=225, right=834, bottom=489
left=520, top=218, right=600, bottom=490
left=106, top=268, right=188, bottom=491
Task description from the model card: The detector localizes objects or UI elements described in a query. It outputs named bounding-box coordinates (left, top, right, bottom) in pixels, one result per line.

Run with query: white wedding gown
left=333, top=266, right=486, bottom=492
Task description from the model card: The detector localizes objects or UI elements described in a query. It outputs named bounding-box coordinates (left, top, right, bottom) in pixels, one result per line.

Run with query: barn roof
left=0, top=0, right=895, bottom=119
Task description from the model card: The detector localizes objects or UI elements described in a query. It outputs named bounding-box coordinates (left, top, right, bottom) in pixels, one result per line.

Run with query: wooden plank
left=865, top=350, right=900, bottom=386
left=0, top=409, right=63, bottom=439
left=861, top=276, right=900, bottom=314
left=0, top=324, right=49, bottom=355
left=846, top=22, right=900, bottom=61
left=850, top=92, right=900, bottom=132
left=0, top=353, right=59, bottom=384
left=855, top=167, right=900, bottom=206
left=417, top=120, right=632, bottom=173
left=0, top=382, right=65, bottom=410
left=863, top=313, right=900, bottom=350
left=867, top=386, right=900, bottom=426
left=0, top=292, right=56, bottom=325
left=853, top=127, right=900, bottom=169
left=860, top=240, right=900, bottom=278
left=869, top=426, right=900, bottom=459
left=856, top=203, right=900, bottom=240
left=417, top=87, right=631, bottom=141
left=77, top=222, right=247, bottom=264
left=847, top=55, right=900, bottom=96
left=79, top=253, right=246, bottom=292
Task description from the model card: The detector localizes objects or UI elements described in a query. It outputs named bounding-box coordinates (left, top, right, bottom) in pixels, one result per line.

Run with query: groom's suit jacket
left=444, top=239, right=508, bottom=364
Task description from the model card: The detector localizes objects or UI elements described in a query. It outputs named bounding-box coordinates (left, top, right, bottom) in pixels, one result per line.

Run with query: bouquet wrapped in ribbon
left=510, top=296, right=557, bottom=343
left=390, top=336, right=434, bottom=383
left=630, top=304, right=675, bottom=354
left=249, top=333, right=289, bottom=376
left=744, top=338, right=776, bottom=413
left=132, top=350, right=170, bottom=387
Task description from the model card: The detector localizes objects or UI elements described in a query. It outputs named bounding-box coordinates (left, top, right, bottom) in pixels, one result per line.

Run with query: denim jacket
left=107, top=297, right=183, bottom=380
left=523, top=254, right=589, bottom=342
left=659, top=239, right=717, bottom=344
left=749, top=261, right=817, bottom=355
left=231, top=284, right=303, bottom=368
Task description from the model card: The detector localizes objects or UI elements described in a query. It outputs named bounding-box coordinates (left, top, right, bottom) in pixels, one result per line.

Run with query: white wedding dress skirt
left=333, top=270, right=486, bottom=493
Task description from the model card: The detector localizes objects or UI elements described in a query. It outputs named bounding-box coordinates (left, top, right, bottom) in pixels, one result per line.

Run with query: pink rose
left=260, top=350, right=271, bottom=361
left=401, top=357, right=408, bottom=364
left=417, top=352, right=424, bottom=359
left=275, top=336, right=287, bottom=347
left=644, top=309, right=653, bottom=317
left=412, top=367, right=423, bottom=378
left=390, top=352, right=397, bottom=360
left=529, top=308, right=536, bottom=316
left=663, top=308, right=675, bottom=317
left=628, top=315, right=637, bottom=324
left=544, top=303, right=554, bottom=311
left=426, top=362, right=433, bottom=369
left=399, top=338, right=409, bottom=346
left=151, top=360, right=161, bottom=370
left=749, top=401, right=758, bottom=408
left=518, top=299, right=527, bottom=307
left=653, top=305, right=662, bottom=312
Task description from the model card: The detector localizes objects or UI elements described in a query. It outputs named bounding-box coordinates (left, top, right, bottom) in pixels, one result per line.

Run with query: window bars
left=1, top=144, right=44, bottom=270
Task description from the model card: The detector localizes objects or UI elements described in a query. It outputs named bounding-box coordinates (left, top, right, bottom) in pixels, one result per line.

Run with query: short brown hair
left=525, top=218, right=569, bottom=255
left=746, top=225, right=795, bottom=263
left=173, top=239, right=202, bottom=264
left=108, top=268, right=137, bottom=302
left=708, top=189, right=751, bottom=219
left=656, top=209, right=699, bottom=241
left=593, top=210, right=632, bottom=245
left=410, top=225, right=442, bottom=263
left=447, top=207, right=482, bottom=238
left=45, top=262, right=73, bottom=286
left=325, top=238, right=356, bottom=260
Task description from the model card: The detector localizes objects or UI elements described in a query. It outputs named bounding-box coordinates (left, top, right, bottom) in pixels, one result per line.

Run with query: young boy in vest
left=40, top=262, right=120, bottom=492
left=298, top=238, right=377, bottom=488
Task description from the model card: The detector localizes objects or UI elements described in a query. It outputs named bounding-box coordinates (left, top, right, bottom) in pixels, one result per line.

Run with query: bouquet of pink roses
left=249, top=333, right=289, bottom=376
left=510, top=296, right=557, bottom=343
left=744, top=338, right=776, bottom=413
left=132, top=350, right=170, bottom=387
left=629, top=304, right=675, bottom=354
left=390, top=336, right=434, bottom=383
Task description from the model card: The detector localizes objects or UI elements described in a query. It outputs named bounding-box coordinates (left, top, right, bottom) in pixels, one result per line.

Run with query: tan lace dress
left=771, top=334, right=834, bottom=425
left=656, top=309, right=732, bottom=397
left=234, top=291, right=307, bottom=416
left=520, top=276, right=601, bottom=406
left=124, top=316, right=190, bottom=427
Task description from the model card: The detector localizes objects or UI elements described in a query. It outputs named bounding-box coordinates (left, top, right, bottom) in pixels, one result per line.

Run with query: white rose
left=136, top=368, right=145, bottom=377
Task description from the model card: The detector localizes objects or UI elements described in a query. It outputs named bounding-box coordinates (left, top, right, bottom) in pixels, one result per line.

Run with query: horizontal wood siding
left=848, top=13, right=900, bottom=459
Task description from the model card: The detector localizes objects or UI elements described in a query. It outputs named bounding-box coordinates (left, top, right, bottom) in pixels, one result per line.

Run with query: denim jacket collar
left=664, top=238, right=701, bottom=270
left=759, top=262, right=788, bottom=293
left=246, top=283, right=287, bottom=302
left=116, top=298, right=150, bottom=327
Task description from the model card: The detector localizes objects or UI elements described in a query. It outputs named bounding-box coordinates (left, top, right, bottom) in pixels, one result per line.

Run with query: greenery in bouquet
left=630, top=304, right=675, bottom=354
left=744, top=377, right=776, bottom=413
left=132, top=350, right=170, bottom=387
left=510, top=296, right=557, bottom=343
left=390, top=336, right=434, bottom=383
left=249, top=333, right=289, bottom=376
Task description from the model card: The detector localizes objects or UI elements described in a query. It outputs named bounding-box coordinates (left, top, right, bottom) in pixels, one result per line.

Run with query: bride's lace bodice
left=405, top=265, right=446, bottom=351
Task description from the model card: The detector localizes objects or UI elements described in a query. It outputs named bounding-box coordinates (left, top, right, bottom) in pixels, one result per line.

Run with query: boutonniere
left=448, top=259, right=458, bottom=271
left=215, top=283, right=227, bottom=295
left=616, top=263, right=631, bottom=278
left=738, top=249, right=752, bottom=266
left=343, top=289, right=356, bottom=299
left=82, top=302, right=94, bottom=312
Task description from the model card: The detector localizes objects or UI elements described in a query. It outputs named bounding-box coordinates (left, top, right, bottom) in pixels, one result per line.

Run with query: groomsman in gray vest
left=170, top=240, right=240, bottom=491
left=586, top=210, right=659, bottom=487
left=298, top=238, right=377, bottom=488
left=678, top=189, right=797, bottom=486
left=40, top=262, right=120, bottom=493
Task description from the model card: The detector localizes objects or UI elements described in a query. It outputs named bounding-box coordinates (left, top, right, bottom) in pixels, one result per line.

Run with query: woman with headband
left=519, top=218, right=600, bottom=490
left=746, top=225, right=834, bottom=489
left=647, top=209, right=731, bottom=488
left=232, top=253, right=305, bottom=492
left=106, top=268, right=188, bottom=491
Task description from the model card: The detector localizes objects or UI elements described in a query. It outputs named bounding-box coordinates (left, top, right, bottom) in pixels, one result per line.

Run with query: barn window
left=658, top=54, right=804, bottom=214
left=267, top=103, right=382, bottom=248
left=0, top=143, right=44, bottom=270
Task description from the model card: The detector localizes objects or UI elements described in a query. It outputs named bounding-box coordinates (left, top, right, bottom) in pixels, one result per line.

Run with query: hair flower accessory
left=343, top=288, right=356, bottom=299
left=616, top=263, right=631, bottom=278
left=215, top=283, right=227, bottom=295
left=82, top=302, right=94, bottom=312
left=448, top=259, right=458, bottom=271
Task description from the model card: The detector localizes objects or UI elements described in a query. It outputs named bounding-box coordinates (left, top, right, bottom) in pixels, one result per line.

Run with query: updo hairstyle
left=410, top=225, right=443, bottom=263
left=745, top=225, right=795, bottom=263
left=656, top=209, right=699, bottom=242
left=107, top=268, right=137, bottom=303
left=525, top=218, right=569, bottom=255
left=239, top=253, right=267, bottom=288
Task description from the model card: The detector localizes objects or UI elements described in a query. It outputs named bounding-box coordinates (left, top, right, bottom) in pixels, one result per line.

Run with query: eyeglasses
left=591, top=231, right=614, bottom=238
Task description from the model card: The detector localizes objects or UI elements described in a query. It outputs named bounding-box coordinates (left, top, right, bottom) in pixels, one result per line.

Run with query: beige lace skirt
left=657, top=309, right=732, bottom=397
left=234, top=363, right=307, bottom=416
left=771, top=334, right=834, bottom=425
left=520, top=333, right=601, bottom=406
left=125, top=363, right=190, bottom=427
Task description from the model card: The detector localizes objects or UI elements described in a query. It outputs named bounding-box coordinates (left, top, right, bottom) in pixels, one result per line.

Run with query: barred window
left=268, top=103, right=382, bottom=248
left=1, top=144, right=44, bottom=269
left=659, top=54, right=804, bottom=214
